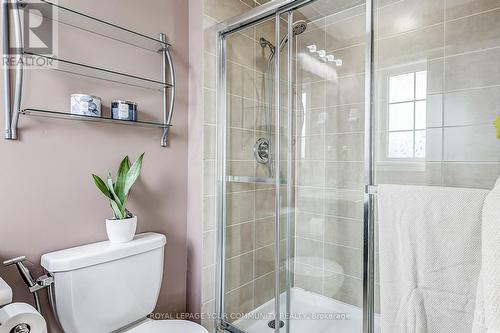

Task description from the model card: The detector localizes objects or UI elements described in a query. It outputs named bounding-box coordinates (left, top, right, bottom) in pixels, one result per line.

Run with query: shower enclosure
left=214, top=0, right=500, bottom=332
left=216, top=1, right=372, bottom=332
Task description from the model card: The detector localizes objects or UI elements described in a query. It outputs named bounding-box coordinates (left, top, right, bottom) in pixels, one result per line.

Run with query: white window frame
left=387, top=71, right=427, bottom=159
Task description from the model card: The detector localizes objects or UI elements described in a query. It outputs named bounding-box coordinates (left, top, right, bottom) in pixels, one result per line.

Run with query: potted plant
left=92, top=153, right=144, bottom=243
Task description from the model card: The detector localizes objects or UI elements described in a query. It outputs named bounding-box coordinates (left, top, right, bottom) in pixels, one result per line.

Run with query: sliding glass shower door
left=217, top=13, right=291, bottom=332
left=216, top=1, right=371, bottom=332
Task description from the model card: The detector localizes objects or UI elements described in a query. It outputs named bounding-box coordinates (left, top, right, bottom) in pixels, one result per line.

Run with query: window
left=387, top=71, right=427, bottom=158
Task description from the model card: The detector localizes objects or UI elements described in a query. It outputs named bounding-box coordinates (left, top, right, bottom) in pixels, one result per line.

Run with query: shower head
left=278, top=20, right=307, bottom=51
left=259, top=20, right=308, bottom=61
left=292, top=20, right=307, bottom=35
left=259, top=20, right=307, bottom=49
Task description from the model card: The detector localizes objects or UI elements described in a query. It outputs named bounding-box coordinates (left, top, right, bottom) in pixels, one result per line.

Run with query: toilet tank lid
left=41, top=232, right=166, bottom=273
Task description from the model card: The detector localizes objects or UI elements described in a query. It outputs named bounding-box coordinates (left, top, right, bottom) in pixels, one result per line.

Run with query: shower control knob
left=254, top=138, right=270, bottom=164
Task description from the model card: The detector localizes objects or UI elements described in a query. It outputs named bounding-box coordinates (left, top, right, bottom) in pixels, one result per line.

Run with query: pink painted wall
left=0, top=0, right=189, bottom=331
left=186, top=0, right=204, bottom=321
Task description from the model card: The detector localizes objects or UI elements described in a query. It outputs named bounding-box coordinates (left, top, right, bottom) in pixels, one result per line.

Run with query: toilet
left=41, top=232, right=208, bottom=333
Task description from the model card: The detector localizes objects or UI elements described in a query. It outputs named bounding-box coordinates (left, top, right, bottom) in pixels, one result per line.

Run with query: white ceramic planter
left=105, top=216, right=137, bottom=243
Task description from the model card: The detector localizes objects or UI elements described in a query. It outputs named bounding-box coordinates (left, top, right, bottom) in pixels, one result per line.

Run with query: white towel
left=378, top=184, right=488, bottom=333
left=473, top=177, right=500, bottom=333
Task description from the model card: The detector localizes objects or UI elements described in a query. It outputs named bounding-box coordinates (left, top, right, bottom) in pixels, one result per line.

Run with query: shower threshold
left=233, top=287, right=380, bottom=333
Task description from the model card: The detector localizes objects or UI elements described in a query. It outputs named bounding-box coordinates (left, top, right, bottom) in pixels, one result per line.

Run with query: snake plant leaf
left=110, top=200, right=125, bottom=219
left=92, top=174, right=113, bottom=200
left=107, top=173, right=125, bottom=218
left=124, top=153, right=144, bottom=196
left=92, top=154, right=145, bottom=219
left=115, top=156, right=130, bottom=203
left=494, top=115, right=500, bottom=140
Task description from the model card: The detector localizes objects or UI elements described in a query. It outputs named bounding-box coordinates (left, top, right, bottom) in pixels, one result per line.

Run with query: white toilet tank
left=41, top=233, right=166, bottom=333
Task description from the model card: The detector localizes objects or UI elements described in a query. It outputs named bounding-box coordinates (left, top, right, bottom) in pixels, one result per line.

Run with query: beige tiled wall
left=374, top=0, right=500, bottom=188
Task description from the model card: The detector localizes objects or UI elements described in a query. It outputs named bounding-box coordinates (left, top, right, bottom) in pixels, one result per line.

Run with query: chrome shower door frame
left=363, top=0, right=376, bottom=332
left=215, top=1, right=376, bottom=332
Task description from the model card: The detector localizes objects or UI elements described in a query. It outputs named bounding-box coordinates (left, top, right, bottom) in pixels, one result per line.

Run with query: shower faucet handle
left=3, top=256, right=27, bottom=267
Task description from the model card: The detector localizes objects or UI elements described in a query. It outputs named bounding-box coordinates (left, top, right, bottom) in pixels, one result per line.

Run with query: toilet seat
left=125, top=319, right=209, bottom=333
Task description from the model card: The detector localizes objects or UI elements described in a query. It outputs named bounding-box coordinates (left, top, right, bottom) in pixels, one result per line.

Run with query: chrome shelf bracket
left=159, top=33, right=175, bottom=147
left=2, top=0, right=11, bottom=139
left=2, top=1, right=176, bottom=147
left=3, top=0, right=23, bottom=140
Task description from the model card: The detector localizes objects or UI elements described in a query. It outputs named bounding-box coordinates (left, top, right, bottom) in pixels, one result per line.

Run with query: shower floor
left=233, top=287, right=380, bottom=333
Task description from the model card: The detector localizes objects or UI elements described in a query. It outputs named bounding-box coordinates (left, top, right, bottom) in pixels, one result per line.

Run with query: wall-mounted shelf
left=22, top=108, right=171, bottom=129
left=28, top=0, right=169, bottom=51
left=24, top=52, right=172, bottom=90
left=3, top=0, right=176, bottom=147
